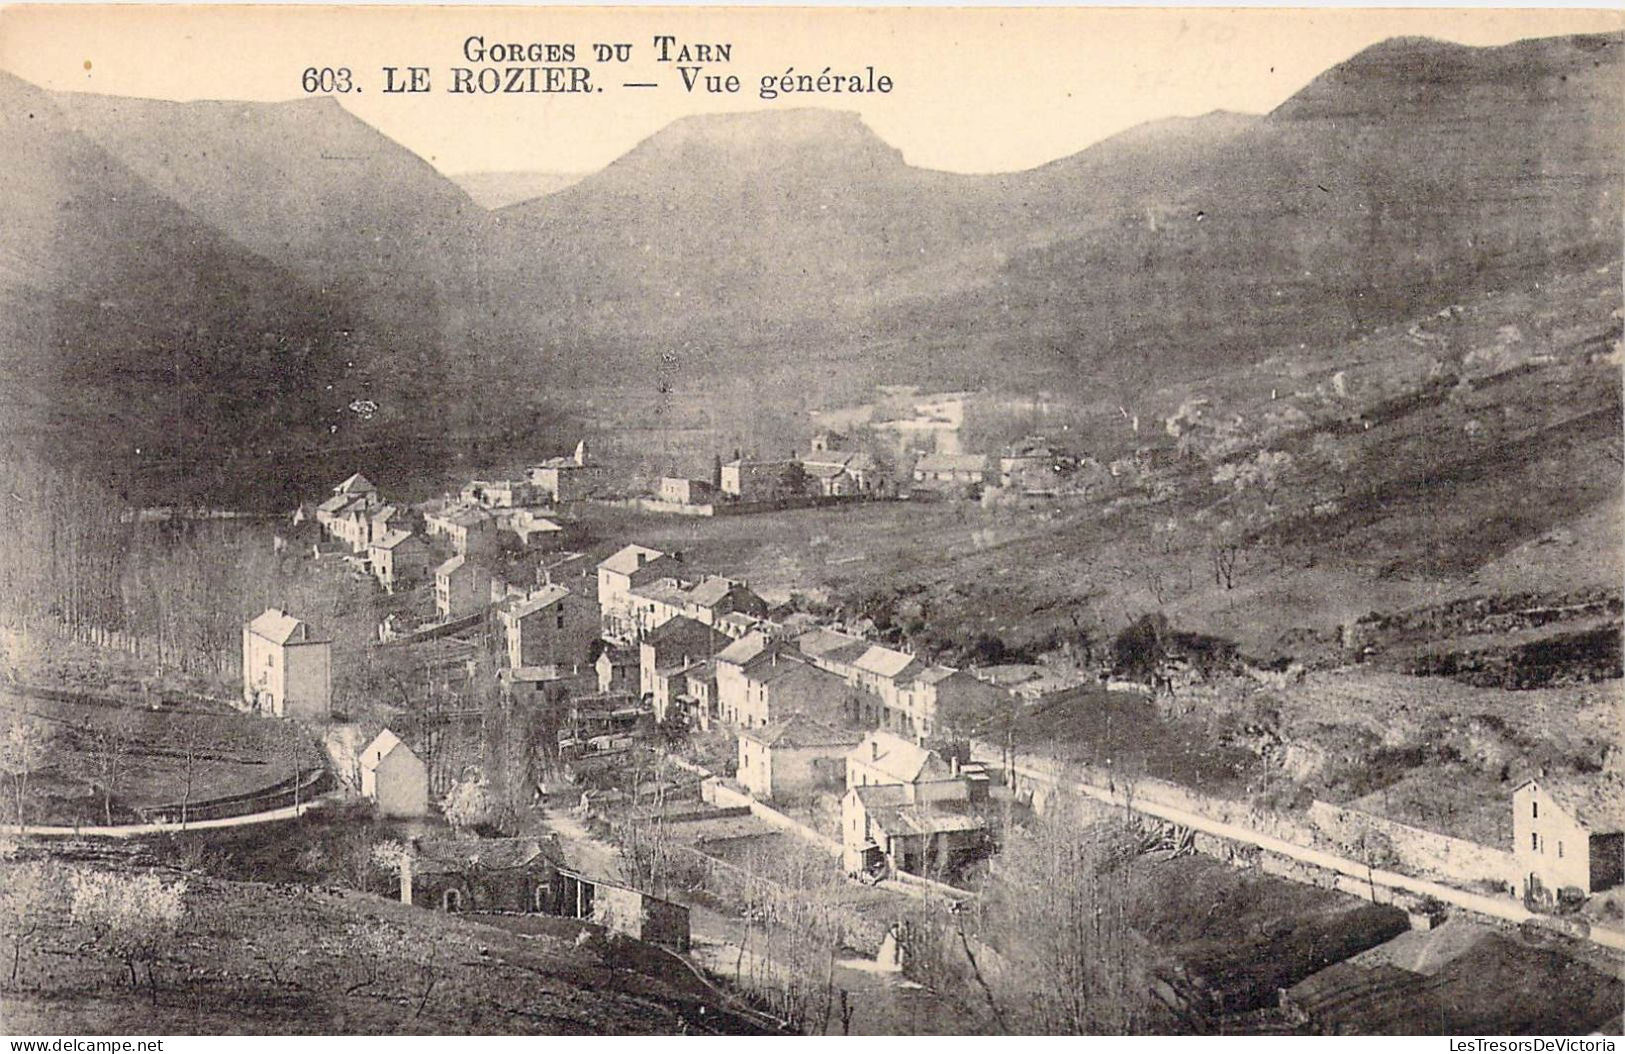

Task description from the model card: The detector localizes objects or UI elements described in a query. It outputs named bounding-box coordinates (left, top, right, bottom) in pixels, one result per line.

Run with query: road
left=11, top=794, right=333, bottom=839
left=983, top=747, right=1625, bottom=954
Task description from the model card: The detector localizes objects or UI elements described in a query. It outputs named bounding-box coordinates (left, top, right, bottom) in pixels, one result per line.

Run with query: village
left=34, top=404, right=1589, bottom=1034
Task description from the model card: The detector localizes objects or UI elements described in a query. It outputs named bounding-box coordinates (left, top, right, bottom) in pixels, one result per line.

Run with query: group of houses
left=591, top=540, right=1011, bottom=880
left=910, top=435, right=1088, bottom=498
left=655, top=431, right=892, bottom=510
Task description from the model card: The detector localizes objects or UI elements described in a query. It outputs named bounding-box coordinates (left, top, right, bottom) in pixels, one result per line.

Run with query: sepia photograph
left=0, top=3, right=1622, bottom=1039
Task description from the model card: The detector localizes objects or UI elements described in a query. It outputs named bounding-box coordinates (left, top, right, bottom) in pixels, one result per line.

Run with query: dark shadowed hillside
left=0, top=73, right=462, bottom=508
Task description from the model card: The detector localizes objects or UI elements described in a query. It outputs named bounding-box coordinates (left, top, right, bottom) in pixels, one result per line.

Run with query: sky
left=2, top=6, right=1621, bottom=175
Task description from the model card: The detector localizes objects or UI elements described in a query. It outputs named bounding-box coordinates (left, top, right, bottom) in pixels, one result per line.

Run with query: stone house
left=401, top=838, right=565, bottom=914
left=529, top=440, right=605, bottom=503
left=720, top=457, right=798, bottom=503
left=729, top=652, right=858, bottom=731
left=638, top=615, right=730, bottom=720
left=434, top=554, right=494, bottom=619
left=738, top=713, right=863, bottom=801
left=498, top=584, right=598, bottom=671
left=241, top=608, right=331, bottom=720
left=1513, top=775, right=1625, bottom=903
left=911, top=453, right=994, bottom=494
left=358, top=728, right=428, bottom=818
left=659, top=476, right=715, bottom=505
left=841, top=784, right=990, bottom=877
left=368, top=529, right=430, bottom=593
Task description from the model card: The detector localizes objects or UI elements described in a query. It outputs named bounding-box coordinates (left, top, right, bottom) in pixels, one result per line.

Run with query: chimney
left=637, top=552, right=647, bottom=567
left=950, top=755, right=960, bottom=777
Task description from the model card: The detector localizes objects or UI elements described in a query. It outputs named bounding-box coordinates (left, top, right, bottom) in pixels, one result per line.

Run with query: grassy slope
left=0, top=861, right=763, bottom=1035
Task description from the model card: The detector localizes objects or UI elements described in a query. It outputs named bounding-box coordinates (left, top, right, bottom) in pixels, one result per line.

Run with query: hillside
left=53, top=90, right=483, bottom=328
left=0, top=72, right=391, bottom=505
left=1, top=32, right=1619, bottom=507
left=0, top=857, right=766, bottom=1035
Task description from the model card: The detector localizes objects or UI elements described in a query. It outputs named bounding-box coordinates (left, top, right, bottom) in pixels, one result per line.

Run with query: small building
left=401, top=838, right=565, bottom=914
left=658, top=476, right=715, bottom=505
left=500, top=507, right=565, bottom=548
left=426, top=504, right=500, bottom=558
left=720, top=457, right=798, bottom=503
left=359, top=728, right=428, bottom=818
left=627, top=574, right=768, bottom=637
left=434, top=554, right=494, bottom=620
left=911, top=453, right=993, bottom=494
left=899, top=665, right=1012, bottom=739
left=672, top=660, right=719, bottom=731
left=498, top=584, right=598, bottom=671
left=799, top=449, right=884, bottom=496
left=368, top=529, right=431, bottom=593
left=842, top=783, right=990, bottom=877
left=556, top=869, right=691, bottom=952
left=738, top=713, right=863, bottom=801
left=241, top=608, right=332, bottom=720
left=529, top=440, right=606, bottom=503
left=1513, top=776, right=1625, bottom=903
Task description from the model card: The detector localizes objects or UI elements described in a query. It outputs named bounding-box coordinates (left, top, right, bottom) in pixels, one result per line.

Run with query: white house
left=359, top=729, right=429, bottom=818
left=1513, top=775, right=1625, bottom=903
left=242, top=608, right=332, bottom=720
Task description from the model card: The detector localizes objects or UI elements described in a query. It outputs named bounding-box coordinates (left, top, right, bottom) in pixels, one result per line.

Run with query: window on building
left=1531, top=833, right=1539, bottom=853
left=1557, top=842, right=1564, bottom=859
left=1533, top=801, right=1538, bottom=819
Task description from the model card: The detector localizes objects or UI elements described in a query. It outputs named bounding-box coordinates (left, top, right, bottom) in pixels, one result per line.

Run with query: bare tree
left=75, top=709, right=139, bottom=827
left=0, top=715, right=51, bottom=832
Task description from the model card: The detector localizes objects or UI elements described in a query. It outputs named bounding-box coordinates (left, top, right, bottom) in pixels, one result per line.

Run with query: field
left=0, top=858, right=766, bottom=1035
left=0, top=688, right=324, bottom=827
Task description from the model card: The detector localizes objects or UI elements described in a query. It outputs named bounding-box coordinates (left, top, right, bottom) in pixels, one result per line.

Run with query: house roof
left=410, top=837, right=562, bottom=876
left=687, top=576, right=746, bottom=609
left=370, top=528, right=418, bottom=550
left=796, top=627, right=864, bottom=660
left=630, top=577, right=692, bottom=606
left=359, top=729, right=413, bottom=771
left=335, top=472, right=374, bottom=494
left=316, top=492, right=361, bottom=515
left=916, top=453, right=989, bottom=474
left=852, top=646, right=922, bottom=681
left=802, top=461, right=848, bottom=479
left=599, top=544, right=671, bottom=575
left=745, top=712, right=863, bottom=750
left=435, top=554, right=466, bottom=576
left=1522, top=775, right=1625, bottom=833
left=503, top=584, right=572, bottom=620
left=877, top=802, right=987, bottom=838
left=914, top=665, right=961, bottom=687
left=745, top=654, right=830, bottom=687
left=247, top=608, right=311, bottom=646
left=851, top=731, right=952, bottom=784
left=370, top=503, right=398, bottom=522
left=716, top=631, right=773, bottom=666
left=644, top=615, right=724, bottom=657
